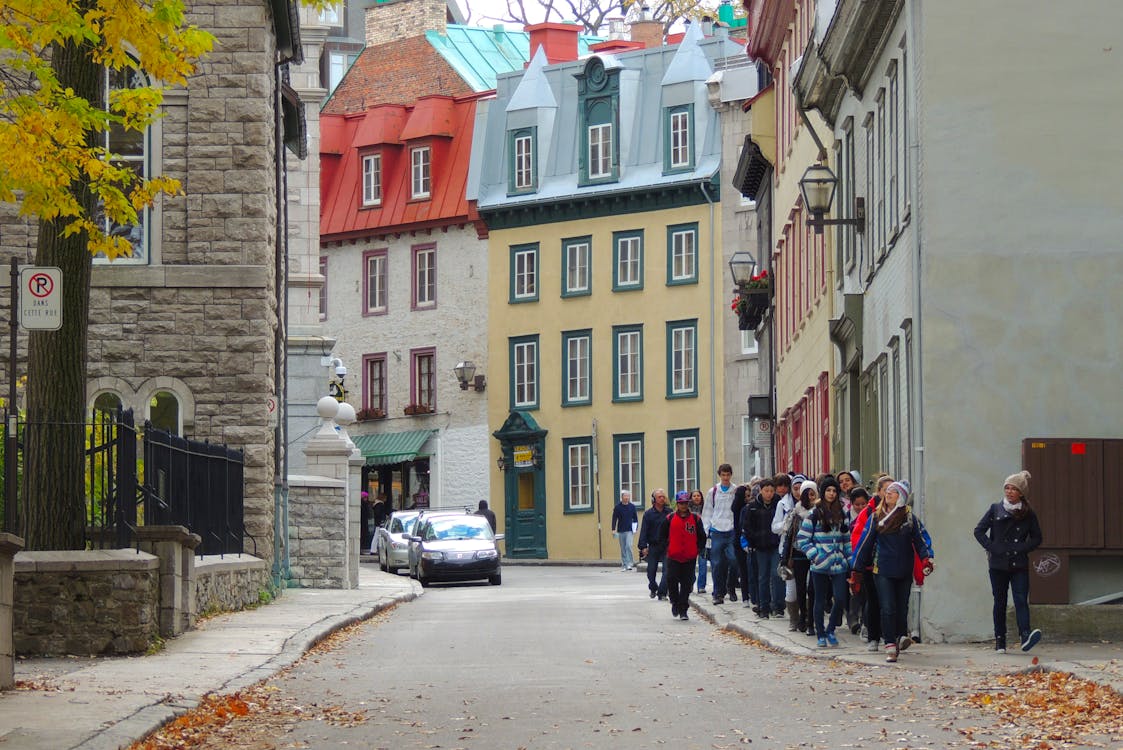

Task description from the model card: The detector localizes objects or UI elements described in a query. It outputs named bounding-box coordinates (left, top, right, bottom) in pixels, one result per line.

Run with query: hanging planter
left=731, top=271, right=771, bottom=331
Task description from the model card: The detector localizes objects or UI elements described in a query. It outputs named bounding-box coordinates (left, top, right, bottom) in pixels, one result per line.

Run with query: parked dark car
left=407, top=513, right=503, bottom=587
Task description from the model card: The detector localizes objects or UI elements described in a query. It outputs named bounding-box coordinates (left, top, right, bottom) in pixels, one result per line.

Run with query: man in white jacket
left=702, top=464, right=738, bottom=604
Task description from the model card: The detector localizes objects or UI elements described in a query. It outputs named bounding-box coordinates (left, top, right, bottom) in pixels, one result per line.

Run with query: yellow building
left=470, top=25, right=745, bottom=558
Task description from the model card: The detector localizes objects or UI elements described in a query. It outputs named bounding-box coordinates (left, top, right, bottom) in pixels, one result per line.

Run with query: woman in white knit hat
left=972, top=470, right=1043, bottom=653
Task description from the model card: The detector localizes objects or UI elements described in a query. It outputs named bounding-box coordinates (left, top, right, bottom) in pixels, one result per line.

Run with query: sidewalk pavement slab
left=0, top=568, right=420, bottom=750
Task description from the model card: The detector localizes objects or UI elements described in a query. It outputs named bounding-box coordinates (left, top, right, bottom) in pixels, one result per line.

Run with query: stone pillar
left=133, top=526, right=202, bottom=637
left=0, top=533, right=24, bottom=690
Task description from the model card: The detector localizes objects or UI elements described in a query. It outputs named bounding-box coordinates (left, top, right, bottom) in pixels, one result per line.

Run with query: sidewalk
left=0, top=567, right=421, bottom=750
left=689, top=593, right=1123, bottom=695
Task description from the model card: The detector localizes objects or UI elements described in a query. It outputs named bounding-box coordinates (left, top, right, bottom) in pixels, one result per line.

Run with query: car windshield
left=402, top=517, right=418, bottom=534
left=427, top=516, right=494, bottom=542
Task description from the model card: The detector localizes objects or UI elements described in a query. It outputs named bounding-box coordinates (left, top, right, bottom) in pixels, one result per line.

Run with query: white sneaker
left=867, top=640, right=880, bottom=652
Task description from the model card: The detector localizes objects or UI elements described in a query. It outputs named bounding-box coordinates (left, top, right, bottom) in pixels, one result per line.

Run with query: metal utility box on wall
left=1022, top=438, right=1123, bottom=604
left=747, top=395, right=772, bottom=418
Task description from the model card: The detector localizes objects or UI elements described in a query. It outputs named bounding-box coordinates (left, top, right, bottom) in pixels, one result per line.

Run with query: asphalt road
left=179, top=567, right=1091, bottom=749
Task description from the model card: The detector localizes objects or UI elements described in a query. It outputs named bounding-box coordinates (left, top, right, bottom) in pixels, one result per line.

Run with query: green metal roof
left=426, top=25, right=602, bottom=93
left=353, top=429, right=435, bottom=466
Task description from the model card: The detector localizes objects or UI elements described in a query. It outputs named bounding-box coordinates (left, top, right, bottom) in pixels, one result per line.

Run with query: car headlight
left=475, top=549, right=498, bottom=560
left=421, top=550, right=444, bottom=560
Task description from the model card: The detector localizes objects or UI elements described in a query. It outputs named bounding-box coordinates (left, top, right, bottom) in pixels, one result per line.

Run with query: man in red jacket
left=659, top=491, right=708, bottom=620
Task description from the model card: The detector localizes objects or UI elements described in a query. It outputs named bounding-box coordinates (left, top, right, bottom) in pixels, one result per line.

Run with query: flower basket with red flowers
left=403, top=403, right=434, bottom=416
left=355, top=407, right=386, bottom=422
left=731, top=270, right=771, bottom=330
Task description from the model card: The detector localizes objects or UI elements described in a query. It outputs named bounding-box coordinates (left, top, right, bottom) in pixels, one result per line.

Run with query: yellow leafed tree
left=0, top=0, right=212, bottom=549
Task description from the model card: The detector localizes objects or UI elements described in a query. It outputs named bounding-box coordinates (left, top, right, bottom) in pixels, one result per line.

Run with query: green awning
left=353, top=429, right=435, bottom=467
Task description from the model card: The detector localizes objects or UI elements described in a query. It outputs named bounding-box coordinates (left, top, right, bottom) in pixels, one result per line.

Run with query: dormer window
left=361, top=152, right=381, bottom=206
left=577, top=57, right=620, bottom=186
left=666, top=105, right=693, bottom=171
left=410, top=145, right=431, bottom=199
left=509, top=129, right=537, bottom=194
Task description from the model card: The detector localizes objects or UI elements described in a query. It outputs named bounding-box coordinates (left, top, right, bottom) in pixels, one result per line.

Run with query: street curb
left=75, top=589, right=421, bottom=750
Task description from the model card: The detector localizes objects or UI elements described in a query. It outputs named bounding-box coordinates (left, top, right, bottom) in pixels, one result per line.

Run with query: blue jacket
left=611, top=501, right=639, bottom=533
left=797, top=507, right=852, bottom=575
left=852, top=508, right=931, bottom=579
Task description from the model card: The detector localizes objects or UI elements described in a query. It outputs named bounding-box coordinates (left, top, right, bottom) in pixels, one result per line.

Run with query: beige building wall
left=487, top=204, right=726, bottom=560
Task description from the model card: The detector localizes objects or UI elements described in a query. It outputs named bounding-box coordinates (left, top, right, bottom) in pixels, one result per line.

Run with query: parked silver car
left=407, top=512, right=503, bottom=587
left=375, top=510, right=421, bottom=574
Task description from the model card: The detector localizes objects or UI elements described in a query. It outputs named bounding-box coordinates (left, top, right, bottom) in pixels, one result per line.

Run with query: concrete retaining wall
left=195, top=554, right=270, bottom=614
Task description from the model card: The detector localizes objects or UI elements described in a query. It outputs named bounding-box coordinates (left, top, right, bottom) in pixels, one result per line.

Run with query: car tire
left=488, top=574, right=502, bottom=586
left=388, top=565, right=398, bottom=575
left=379, top=551, right=388, bottom=572
left=419, top=574, right=431, bottom=588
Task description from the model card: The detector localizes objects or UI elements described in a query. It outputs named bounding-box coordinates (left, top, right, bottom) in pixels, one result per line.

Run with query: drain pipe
left=271, top=62, right=291, bottom=589
left=699, top=178, right=718, bottom=473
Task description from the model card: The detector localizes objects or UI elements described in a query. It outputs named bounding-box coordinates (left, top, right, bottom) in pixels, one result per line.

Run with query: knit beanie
left=847, top=469, right=863, bottom=486
left=1004, top=471, right=1030, bottom=500
left=799, top=480, right=819, bottom=498
left=886, top=481, right=910, bottom=505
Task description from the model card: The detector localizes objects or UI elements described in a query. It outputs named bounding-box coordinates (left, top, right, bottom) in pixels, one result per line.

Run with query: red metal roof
left=320, top=95, right=483, bottom=242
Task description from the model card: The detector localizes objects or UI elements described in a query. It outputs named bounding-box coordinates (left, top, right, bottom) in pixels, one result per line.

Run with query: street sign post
left=18, top=266, right=63, bottom=331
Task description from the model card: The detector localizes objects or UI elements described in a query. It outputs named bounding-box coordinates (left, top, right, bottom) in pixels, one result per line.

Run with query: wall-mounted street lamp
left=496, top=455, right=507, bottom=472
left=799, top=163, right=866, bottom=235
left=453, top=360, right=486, bottom=392
left=728, top=250, right=759, bottom=289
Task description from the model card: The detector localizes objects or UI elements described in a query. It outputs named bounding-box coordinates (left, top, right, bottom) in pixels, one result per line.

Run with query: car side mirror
left=494, top=534, right=505, bottom=541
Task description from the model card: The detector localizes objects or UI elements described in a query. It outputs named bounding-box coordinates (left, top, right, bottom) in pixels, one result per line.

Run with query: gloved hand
left=739, top=534, right=749, bottom=550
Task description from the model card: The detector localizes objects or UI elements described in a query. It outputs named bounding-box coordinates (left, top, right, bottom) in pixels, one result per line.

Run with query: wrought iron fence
left=1, top=408, right=246, bottom=555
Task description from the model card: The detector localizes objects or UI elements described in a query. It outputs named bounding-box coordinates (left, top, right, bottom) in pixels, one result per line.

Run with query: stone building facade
left=0, top=0, right=304, bottom=578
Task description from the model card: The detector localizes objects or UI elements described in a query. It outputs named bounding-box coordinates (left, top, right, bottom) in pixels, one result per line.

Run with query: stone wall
left=0, top=534, right=23, bottom=690
left=13, top=551, right=160, bottom=656
left=195, top=554, right=271, bottom=614
left=364, top=0, right=447, bottom=47
left=287, top=479, right=347, bottom=588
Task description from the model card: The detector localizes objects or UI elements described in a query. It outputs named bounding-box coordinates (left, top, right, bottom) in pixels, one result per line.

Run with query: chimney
left=365, top=0, right=448, bottom=48
left=526, top=22, right=581, bottom=64
left=629, top=5, right=663, bottom=48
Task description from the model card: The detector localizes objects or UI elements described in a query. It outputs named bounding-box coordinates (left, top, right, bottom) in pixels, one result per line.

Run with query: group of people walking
left=628, top=465, right=1045, bottom=661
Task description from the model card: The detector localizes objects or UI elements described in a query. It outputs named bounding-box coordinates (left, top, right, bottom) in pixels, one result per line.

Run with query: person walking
left=769, top=474, right=798, bottom=630
left=853, top=480, right=933, bottom=663
left=639, top=489, right=673, bottom=599
left=659, top=491, right=708, bottom=620
left=845, top=487, right=872, bottom=636
left=973, top=470, right=1043, bottom=653
left=611, top=491, right=639, bottom=571
left=731, top=479, right=758, bottom=606
left=688, top=489, right=708, bottom=593
left=782, top=480, right=817, bottom=635
left=475, top=500, right=497, bottom=533
left=702, top=464, right=738, bottom=605
left=744, top=478, right=784, bottom=619
left=798, top=477, right=852, bottom=647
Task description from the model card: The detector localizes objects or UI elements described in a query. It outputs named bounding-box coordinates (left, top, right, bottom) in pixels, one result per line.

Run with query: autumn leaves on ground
left=122, top=618, right=1123, bottom=750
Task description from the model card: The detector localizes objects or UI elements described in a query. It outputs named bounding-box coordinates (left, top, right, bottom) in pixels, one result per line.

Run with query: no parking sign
left=19, top=266, right=62, bottom=331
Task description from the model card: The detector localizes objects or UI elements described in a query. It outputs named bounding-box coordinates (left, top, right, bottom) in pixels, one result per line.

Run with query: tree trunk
left=21, top=32, right=99, bottom=550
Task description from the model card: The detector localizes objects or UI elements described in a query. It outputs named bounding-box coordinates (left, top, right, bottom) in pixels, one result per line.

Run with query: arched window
left=94, top=63, right=150, bottom=264
left=92, top=391, right=123, bottom=415
left=149, top=390, right=180, bottom=434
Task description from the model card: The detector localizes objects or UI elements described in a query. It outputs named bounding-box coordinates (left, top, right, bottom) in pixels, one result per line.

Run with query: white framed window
left=513, top=132, right=534, bottom=191
left=669, top=226, right=697, bottom=282
left=413, top=245, right=435, bottom=308
left=740, top=329, right=758, bottom=355
left=614, top=232, right=642, bottom=289
left=564, top=238, right=591, bottom=296
left=668, top=321, right=696, bottom=397
left=888, top=62, right=900, bottom=233
left=588, top=123, right=612, bottom=179
left=876, top=89, right=886, bottom=253
left=327, top=51, right=357, bottom=94
left=513, top=245, right=537, bottom=301
left=669, top=109, right=690, bottom=168
left=512, top=337, right=538, bottom=409
left=362, top=153, right=381, bottom=206
left=95, top=65, right=150, bottom=265
left=364, top=250, right=386, bottom=313
left=411, top=146, right=431, bottom=199
left=563, top=331, right=591, bottom=405
left=318, top=3, right=341, bottom=26
left=565, top=440, right=592, bottom=511
left=669, top=430, right=698, bottom=496
left=616, top=437, right=643, bottom=506
left=614, top=326, right=642, bottom=401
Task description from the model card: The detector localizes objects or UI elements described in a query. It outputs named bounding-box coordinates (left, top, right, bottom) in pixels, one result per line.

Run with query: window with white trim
left=362, top=153, right=381, bottom=206
left=411, top=146, right=431, bottom=199
left=668, top=107, right=691, bottom=169
left=563, top=237, right=591, bottom=296
left=94, top=64, right=150, bottom=265
left=667, top=320, right=696, bottom=397
left=511, top=336, right=539, bottom=409
left=669, top=430, right=698, bottom=497
left=512, top=131, right=535, bottom=192
left=564, top=439, right=593, bottom=512
left=413, top=245, right=435, bottom=308
left=588, top=123, right=612, bottom=179
left=615, top=435, right=643, bottom=507
left=614, top=231, right=643, bottom=290
left=613, top=325, right=642, bottom=401
left=562, top=330, right=591, bottom=406
left=365, top=250, right=387, bottom=313
left=512, top=244, right=537, bottom=301
left=668, top=224, right=697, bottom=283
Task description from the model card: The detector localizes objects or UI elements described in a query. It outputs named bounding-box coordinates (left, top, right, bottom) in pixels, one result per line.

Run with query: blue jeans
left=646, top=545, right=668, bottom=596
left=811, top=571, right=849, bottom=638
left=696, top=554, right=708, bottom=591
left=617, top=531, right=634, bottom=569
left=874, top=574, right=913, bottom=645
left=754, top=548, right=784, bottom=613
left=708, top=530, right=736, bottom=599
left=989, top=568, right=1031, bottom=640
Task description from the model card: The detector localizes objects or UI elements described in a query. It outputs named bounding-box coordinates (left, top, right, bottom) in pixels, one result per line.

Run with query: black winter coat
left=973, top=503, right=1043, bottom=571
left=742, top=498, right=781, bottom=551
